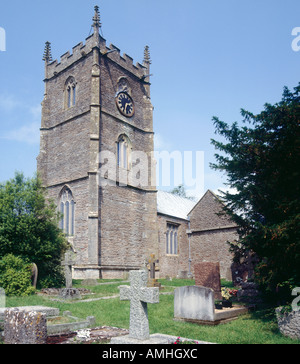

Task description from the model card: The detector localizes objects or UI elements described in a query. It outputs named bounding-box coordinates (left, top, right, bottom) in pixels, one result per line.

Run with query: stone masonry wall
left=99, top=185, right=158, bottom=278
left=190, top=227, right=237, bottom=279
left=38, top=50, right=95, bottom=273
left=98, top=36, right=157, bottom=278
left=38, top=28, right=157, bottom=279
left=189, top=190, right=236, bottom=231
left=46, top=178, right=90, bottom=266
left=157, top=215, right=189, bottom=278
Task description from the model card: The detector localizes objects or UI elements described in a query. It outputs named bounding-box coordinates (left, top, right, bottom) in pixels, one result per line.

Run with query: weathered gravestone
left=194, top=262, right=222, bottom=300
left=119, top=270, right=159, bottom=340
left=174, top=285, right=249, bottom=325
left=111, top=271, right=216, bottom=344
left=30, top=263, right=38, bottom=289
left=63, top=249, right=76, bottom=289
left=276, top=307, right=300, bottom=340
left=174, top=286, right=215, bottom=322
left=111, top=270, right=173, bottom=344
left=0, top=288, right=5, bottom=308
left=231, top=250, right=258, bottom=286
left=148, top=254, right=161, bottom=288
left=0, top=306, right=59, bottom=322
left=4, top=308, right=47, bottom=344
left=59, top=250, right=81, bottom=300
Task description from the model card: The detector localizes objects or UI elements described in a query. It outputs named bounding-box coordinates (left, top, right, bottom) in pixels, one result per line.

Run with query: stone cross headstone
left=63, top=250, right=76, bottom=289
left=119, top=270, right=159, bottom=340
left=148, top=254, right=161, bottom=288
left=149, top=254, right=158, bottom=279
left=59, top=249, right=81, bottom=300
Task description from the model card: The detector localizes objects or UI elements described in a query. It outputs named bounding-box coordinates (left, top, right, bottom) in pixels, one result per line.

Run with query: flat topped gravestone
left=174, top=286, right=215, bottom=322
left=194, top=262, right=222, bottom=300
left=174, top=286, right=249, bottom=325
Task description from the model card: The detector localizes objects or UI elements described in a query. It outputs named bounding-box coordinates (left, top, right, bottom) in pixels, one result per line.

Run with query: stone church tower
left=37, top=7, right=158, bottom=279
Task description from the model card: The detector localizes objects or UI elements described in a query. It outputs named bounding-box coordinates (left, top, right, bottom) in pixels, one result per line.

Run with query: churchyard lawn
left=3, top=278, right=300, bottom=344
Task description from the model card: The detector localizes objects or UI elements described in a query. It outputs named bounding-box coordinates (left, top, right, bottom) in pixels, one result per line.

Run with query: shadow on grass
left=241, top=305, right=285, bottom=338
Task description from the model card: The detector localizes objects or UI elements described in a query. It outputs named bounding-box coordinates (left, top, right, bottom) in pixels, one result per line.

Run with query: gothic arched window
left=166, top=223, right=179, bottom=255
left=117, top=134, right=131, bottom=169
left=59, top=187, right=75, bottom=236
left=64, top=77, right=76, bottom=109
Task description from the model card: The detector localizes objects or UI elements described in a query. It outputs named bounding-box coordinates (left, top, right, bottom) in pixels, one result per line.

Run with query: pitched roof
left=188, top=189, right=238, bottom=231
left=157, top=190, right=196, bottom=220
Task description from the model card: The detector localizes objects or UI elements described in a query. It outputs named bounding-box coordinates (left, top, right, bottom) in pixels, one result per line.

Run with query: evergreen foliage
left=0, top=172, right=68, bottom=289
left=0, top=254, right=35, bottom=296
left=211, top=84, right=300, bottom=302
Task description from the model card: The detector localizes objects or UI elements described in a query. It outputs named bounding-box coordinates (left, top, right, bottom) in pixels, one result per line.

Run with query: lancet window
left=64, top=77, right=76, bottom=109
left=117, top=134, right=131, bottom=170
left=59, top=187, right=75, bottom=236
left=166, top=223, right=179, bottom=255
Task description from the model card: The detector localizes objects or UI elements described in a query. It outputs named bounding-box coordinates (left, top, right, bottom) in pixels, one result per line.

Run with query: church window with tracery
left=64, top=77, right=76, bottom=109
left=166, top=223, right=178, bottom=255
left=59, top=187, right=75, bottom=236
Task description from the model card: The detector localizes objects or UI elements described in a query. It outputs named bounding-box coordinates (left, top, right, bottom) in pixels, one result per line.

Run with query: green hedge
left=0, top=254, right=35, bottom=296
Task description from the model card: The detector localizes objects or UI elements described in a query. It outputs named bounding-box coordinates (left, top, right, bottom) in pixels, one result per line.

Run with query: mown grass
left=3, top=278, right=300, bottom=344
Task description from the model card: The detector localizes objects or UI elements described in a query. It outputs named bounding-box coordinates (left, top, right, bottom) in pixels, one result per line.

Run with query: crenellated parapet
left=45, top=35, right=95, bottom=79
left=44, top=6, right=149, bottom=81
left=101, top=41, right=147, bottom=77
left=45, top=34, right=147, bottom=80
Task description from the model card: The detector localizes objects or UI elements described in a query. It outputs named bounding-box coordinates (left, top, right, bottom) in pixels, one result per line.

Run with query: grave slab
left=47, top=313, right=95, bottom=334
left=0, top=305, right=59, bottom=321
left=4, top=308, right=47, bottom=344
left=111, top=333, right=215, bottom=344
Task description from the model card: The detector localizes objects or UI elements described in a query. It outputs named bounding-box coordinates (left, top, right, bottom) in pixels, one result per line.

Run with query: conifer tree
left=211, top=84, right=300, bottom=302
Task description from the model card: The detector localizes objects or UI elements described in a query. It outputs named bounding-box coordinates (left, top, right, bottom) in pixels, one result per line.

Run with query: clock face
left=116, top=92, right=134, bottom=117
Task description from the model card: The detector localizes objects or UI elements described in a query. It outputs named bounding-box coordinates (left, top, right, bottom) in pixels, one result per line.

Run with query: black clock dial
left=116, top=92, right=134, bottom=117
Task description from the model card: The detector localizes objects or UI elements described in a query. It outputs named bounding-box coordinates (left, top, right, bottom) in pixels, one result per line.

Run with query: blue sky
left=1, top=0, right=300, bottom=198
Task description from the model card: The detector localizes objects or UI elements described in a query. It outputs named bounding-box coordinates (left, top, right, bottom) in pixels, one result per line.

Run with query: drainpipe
left=187, top=217, right=192, bottom=278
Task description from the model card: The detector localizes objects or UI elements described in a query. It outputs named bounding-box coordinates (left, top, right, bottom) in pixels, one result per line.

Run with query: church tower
left=37, top=6, right=158, bottom=279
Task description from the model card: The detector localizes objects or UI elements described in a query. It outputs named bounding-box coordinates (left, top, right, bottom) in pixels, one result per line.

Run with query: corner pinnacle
left=92, top=5, right=101, bottom=33
left=143, top=45, right=151, bottom=65
left=42, top=41, right=52, bottom=63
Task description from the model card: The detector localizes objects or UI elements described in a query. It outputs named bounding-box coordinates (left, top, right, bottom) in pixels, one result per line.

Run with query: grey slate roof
left=157, top=190, right=197, bottom=220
